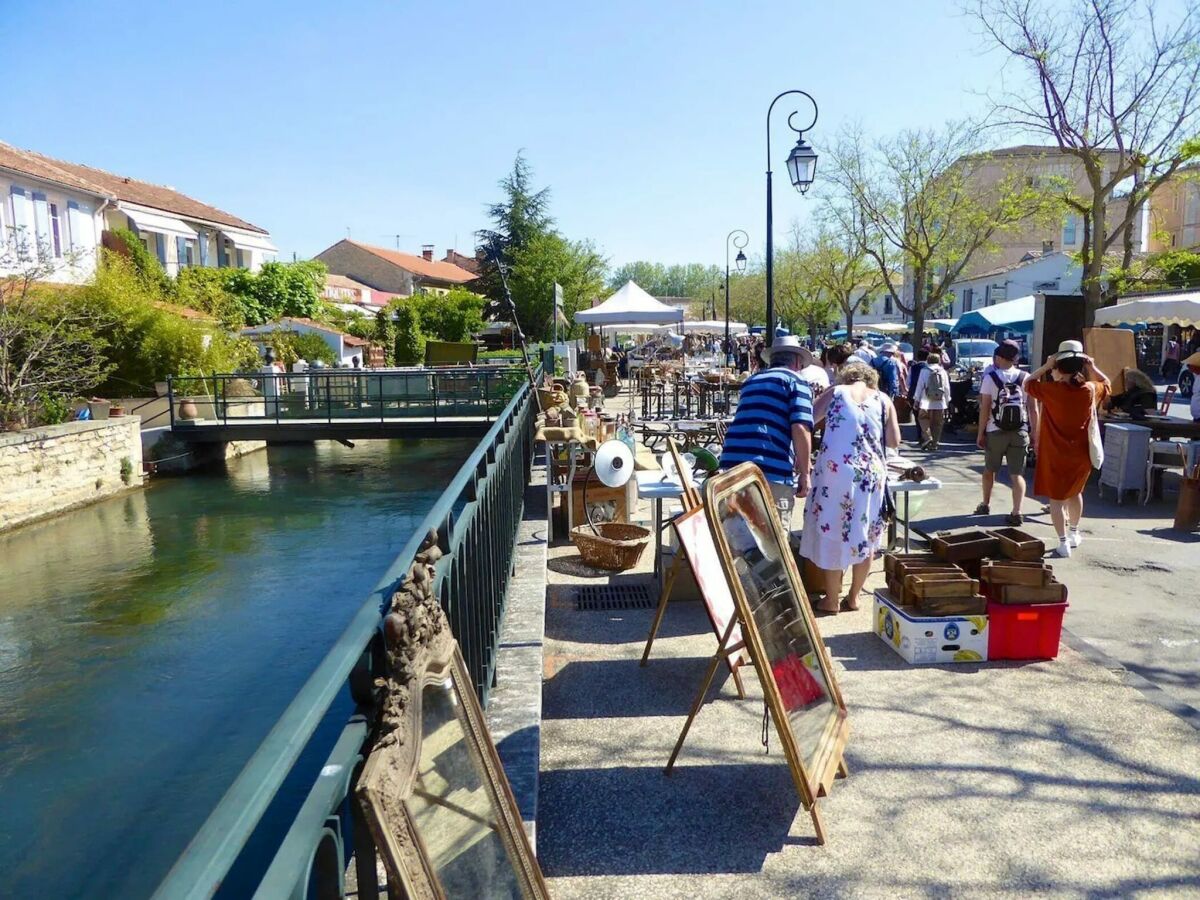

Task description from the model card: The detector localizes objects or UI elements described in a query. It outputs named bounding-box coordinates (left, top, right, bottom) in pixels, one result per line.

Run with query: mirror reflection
left=407, top=679, right=523, bottom=899
left=717, top=483, right=834, bottom=769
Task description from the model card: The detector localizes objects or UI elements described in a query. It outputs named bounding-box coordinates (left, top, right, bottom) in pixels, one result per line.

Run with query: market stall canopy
left=907, top=318, right=958, bottom=333
left=869, top=322, right=909, bottom=334
left=1094, top=291, right=1200, bottom=328
left=954, top=295, right=1035, bottom=333
left=654, top=319, right=748, bottom=333
left=574, top=281, right=684, bottom=326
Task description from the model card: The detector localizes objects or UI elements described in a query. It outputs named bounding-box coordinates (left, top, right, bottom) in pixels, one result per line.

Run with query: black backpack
left=989, top=370, right=1027, bottom=432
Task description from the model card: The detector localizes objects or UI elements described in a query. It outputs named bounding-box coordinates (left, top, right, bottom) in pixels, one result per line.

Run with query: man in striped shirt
left=719, top=335, right=814, bottom=529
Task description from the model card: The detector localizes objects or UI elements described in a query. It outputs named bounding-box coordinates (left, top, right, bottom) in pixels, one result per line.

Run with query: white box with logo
left=873, top=590, right=989, bottom=664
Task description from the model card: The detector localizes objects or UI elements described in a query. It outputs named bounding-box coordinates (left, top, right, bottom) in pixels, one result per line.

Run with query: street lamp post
left=725, top=229, right=748, bottom=366
left=765, top=90, right=819, bottom=337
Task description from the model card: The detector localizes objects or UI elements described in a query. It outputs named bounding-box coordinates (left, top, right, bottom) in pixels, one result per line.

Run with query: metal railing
left=166, top=365, right=529, bottom=429
left=151, top=363, right=540, bottom=900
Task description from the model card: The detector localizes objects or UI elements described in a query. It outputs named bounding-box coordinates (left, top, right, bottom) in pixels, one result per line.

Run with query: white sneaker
left=1054, top=539, right=1072, bottom=558
left=1069, top=528, right=1083, bottom=548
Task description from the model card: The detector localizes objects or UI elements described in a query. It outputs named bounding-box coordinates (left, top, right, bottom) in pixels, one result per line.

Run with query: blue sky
left=2, top=0, right=1012, bottom=269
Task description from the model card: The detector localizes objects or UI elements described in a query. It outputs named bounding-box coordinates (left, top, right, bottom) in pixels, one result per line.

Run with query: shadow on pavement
left=543, top=655, right=739, bottom=719
left=538, top=762, right=802, bottom=877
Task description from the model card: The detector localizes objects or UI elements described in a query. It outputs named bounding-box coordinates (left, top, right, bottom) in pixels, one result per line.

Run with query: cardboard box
left=874, top=590, right=989, bottom=664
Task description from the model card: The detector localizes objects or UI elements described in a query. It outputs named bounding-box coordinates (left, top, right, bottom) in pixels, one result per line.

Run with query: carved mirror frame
left=703, top=463, right=849, bottom=839
left=357, top=602, right=549, bottom=900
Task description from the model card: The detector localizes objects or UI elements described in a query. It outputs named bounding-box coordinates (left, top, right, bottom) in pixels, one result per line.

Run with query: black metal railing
left=151, top=362, right=540, bottom=900
left=166, top=365, right=529, bottom=429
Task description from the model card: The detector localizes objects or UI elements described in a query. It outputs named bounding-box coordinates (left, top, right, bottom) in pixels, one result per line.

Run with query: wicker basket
left=570, top=523, right=652, bottom=571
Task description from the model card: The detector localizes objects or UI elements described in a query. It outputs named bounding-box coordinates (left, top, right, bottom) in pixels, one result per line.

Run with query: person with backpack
left=912, top=351, right=949, bottom=450
left=871, top=343, right=902, bottom=399
left=975, top=340, right=1038, bottom=525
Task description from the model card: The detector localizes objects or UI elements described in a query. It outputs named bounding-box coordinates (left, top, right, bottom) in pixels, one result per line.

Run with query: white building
left=1, top=140, right=275, bottom=284
left=946, top=252, right=1082, bottom=319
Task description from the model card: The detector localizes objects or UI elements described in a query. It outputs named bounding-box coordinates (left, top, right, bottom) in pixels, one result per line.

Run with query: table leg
left=903, top=492, right=911, bottom=553
left=653, top=497, right=663, bottom=584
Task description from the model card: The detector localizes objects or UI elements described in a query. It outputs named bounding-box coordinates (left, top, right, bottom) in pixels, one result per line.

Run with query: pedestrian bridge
left=167, top=365, right=531, bottom=442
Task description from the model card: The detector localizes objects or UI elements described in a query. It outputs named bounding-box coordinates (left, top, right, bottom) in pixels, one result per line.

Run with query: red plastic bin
left=986, top=600, right=1069, bottom=660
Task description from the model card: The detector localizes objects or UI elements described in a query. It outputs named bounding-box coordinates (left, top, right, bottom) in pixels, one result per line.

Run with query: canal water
left=0, top=439, right=474, bottom=898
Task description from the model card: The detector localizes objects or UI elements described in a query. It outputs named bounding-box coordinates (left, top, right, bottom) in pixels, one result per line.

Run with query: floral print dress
left=799, top=386, right=890, bottom=570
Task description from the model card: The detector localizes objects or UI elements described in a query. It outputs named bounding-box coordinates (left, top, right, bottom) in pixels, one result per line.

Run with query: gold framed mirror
left=703, top=463, right=849, bottom=841
left=357, top=596, right=549, bottom=899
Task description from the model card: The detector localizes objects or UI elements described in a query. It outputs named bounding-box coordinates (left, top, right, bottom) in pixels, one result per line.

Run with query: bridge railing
left=166, top=365, right=529, bottom=427
left=151, top=363, right=541, bottom=900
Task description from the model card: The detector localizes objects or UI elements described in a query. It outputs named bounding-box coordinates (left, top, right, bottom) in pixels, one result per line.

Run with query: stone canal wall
left=0, top=418, right=144, bottom=533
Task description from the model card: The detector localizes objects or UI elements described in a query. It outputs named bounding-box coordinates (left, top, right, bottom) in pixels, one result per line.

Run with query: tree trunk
left=1083, top=194, right=1106, bottom=325
left=845, top=306, right=854, bottom=340
left=911, top=268, right=926, bottom=344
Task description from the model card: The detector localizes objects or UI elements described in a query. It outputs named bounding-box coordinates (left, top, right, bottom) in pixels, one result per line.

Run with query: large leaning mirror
left=704, top=463, right=849, bottom=836
left=358, top=581, right=548, bottom=900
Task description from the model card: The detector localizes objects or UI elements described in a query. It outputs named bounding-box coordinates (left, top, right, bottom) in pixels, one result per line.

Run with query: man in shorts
left=975, top=340, right=1038, bottom=525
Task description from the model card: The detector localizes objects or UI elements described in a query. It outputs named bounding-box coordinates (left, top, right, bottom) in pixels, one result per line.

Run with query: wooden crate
left=917, top=594, right=988, bottom=616
left=884, top=552, right=937, bottom=577
left=902, top=573, right=978, bottom=607
left=888, top=565, right=964, bottom=604
left=986, top=527, right=1046, bottom=562
left=994, top=581, right=1068, bottom=605
left=931, top=531, right=1001, bottom=562
left=980, top=561, right=1052, bottom=587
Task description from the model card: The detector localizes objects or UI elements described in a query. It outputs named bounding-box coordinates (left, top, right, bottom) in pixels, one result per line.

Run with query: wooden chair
left=1160, top=384, right=1177, bottom=415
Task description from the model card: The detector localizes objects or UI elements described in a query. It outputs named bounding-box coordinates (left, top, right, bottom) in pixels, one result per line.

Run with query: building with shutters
left=314, top=240, right=478, bottom=297
left=0, top=140, right=275, bottom=284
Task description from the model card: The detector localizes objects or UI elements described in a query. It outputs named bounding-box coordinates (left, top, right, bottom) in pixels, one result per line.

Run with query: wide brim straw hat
left=763, top=335, right=811, bottom=364
left=1056, top=339, right=1085, bottom=360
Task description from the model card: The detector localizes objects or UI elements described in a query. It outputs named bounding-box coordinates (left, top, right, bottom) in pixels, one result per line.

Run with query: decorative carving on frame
left=357, top=529, right=549, bottom=898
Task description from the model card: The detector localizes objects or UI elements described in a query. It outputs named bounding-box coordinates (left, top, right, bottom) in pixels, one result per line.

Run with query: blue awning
left=954, top=296, right=1035, bottom=333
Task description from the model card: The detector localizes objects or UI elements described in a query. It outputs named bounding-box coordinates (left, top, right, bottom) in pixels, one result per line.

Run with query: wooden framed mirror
left=703, top=463, right=849, bottom=841
left=357, top=597, right=549, bottom=899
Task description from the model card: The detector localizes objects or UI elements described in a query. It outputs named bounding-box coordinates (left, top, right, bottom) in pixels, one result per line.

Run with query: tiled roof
left=325, top=273, right=372, bottom=292
left=343, top=240, right=478, bottom=284
left=977, top=144, right=1125, bottom=159
left=0, top=140, right=268, bottom=233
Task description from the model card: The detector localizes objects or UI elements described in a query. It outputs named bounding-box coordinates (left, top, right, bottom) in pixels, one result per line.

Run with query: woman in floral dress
left=799, top=361, right=901, bottom=615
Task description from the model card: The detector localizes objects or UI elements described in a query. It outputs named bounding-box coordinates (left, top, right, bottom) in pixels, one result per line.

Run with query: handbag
left=1087, top=386, right=1105, bottom=470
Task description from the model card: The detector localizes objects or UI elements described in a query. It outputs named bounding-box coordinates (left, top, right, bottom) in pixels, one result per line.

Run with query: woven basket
left=570, top=523, right=652, bottom=571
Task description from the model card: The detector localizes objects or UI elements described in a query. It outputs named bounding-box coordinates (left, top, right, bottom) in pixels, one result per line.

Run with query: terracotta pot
left=110, top=406, right=125, bottom=417
left=178, top=399, right=200, bottom=420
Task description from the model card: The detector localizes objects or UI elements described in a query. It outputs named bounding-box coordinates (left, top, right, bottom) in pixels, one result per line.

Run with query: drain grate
left=574, top=583, right=656, bottom=611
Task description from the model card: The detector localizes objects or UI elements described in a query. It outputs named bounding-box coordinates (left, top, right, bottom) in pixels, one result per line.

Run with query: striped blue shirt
left=719, top=368, right=814, bottom=484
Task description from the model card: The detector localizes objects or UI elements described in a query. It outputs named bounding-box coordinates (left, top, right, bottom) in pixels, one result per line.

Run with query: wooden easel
left=639, top=441, right=747, bottom=699
left=660, top=464, right=850, bottom=846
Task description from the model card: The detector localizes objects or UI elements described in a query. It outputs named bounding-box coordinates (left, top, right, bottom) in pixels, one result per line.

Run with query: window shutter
left=31, top=191, right=50, bottom=258
left=9, top=186, right=31, bottom=251
left=176, top=235, right=187, bottom=269
left=155, top=233, right=166, bottom=265
left=217, top=237, right=227, bottom=268
left=197, top=229, right=208, bottom=267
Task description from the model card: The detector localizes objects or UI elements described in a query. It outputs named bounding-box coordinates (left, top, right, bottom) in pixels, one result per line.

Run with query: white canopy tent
left=574, top=281, right=684, bottom=327
left=653, top=319, right=748, bottom=334
left=1094, top=292, right=1200, bottom=328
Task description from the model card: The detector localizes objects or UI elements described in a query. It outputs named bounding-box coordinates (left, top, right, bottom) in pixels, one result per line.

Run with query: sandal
left=813, top=605, right=839, bottom=617
left=840, top=595, right=860, bottom=612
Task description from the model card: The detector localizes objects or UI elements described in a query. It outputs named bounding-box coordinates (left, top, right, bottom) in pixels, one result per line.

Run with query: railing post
left=326, top=375, right=332, bottom=424
left=432, top=372, right=439, bottom=423
left=167, top=376, right=176, bottom=430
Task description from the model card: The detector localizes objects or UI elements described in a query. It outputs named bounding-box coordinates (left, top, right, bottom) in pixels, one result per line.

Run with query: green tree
left=107, top=227, right=171, bottom=294
left=794, top=224, right=884, bottom=338
left=224, top=260, right=327, bottom=325
left=827, top=122, right=1058, bottom=338
left=410, top=288, right=486, bottom=342
left=508, top=232, right=607, bottom=341
left=268, top=330, right=337, bottom=367
left=374, top=307, right=397, bottom=365
left=174, top=266, right=244, bottom=328
left=0, top=251, right=111, bottom=428
left=971, top=0, right=1200, bottom=321
left=393, top=302, right=426, bottom=365
left=476, top=152, right=555, bottom=314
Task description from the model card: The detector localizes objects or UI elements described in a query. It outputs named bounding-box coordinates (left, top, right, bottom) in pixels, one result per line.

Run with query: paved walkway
left=537, top=405, right=1200, bottom=898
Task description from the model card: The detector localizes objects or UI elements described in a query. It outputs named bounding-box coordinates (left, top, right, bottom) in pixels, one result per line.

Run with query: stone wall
left=0, top=418, right=144, bottom=533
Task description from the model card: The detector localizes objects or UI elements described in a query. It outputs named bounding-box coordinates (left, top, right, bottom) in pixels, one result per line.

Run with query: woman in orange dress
left=1025, top=341, right=1111, bottom=558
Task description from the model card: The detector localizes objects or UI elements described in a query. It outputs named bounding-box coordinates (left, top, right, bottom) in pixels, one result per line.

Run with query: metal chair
left=1160, top=384, right=1177, bottom=415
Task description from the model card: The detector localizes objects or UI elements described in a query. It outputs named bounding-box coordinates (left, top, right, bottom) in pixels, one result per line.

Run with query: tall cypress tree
left=475, top=153, right=554, bottom=320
